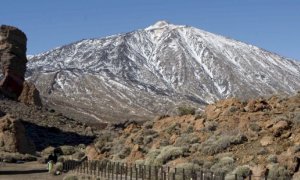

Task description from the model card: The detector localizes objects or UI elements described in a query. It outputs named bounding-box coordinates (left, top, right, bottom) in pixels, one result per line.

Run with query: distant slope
left=27, top=21, right=300, bottom=122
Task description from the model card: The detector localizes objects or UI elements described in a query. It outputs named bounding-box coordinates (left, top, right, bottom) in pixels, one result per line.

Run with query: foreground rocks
left=0, top=114, right=35, bottom=154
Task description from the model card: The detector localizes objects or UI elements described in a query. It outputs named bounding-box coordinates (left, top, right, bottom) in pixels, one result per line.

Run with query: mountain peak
left=145, top=20, right=178, bottom=30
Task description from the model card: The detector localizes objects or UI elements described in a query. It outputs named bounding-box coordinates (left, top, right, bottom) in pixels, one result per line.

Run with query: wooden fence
left=63, top=160, right=268, bottom=180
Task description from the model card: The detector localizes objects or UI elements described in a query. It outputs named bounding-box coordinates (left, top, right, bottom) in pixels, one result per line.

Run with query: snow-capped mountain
left=27, top=21, right=300, bottom=122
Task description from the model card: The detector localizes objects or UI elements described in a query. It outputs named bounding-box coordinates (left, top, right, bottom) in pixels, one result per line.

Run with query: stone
left=0, top=25, right=42, bottom=106
left=260, top=136, right=273, bottom=146
left=0, top=114, right=35, bottom=154
left=18, top=81, right=42, bottom=106
left=0, top=25, right=27, bottom=99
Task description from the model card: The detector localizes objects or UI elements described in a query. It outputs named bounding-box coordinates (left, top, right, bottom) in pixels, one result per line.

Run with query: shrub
left=267, top=155, right=278, bottom=163
left=174, top=133, right=199, bottom=147
left=144, top=149, right=161, bottom=166
left=268, top=164, right=291, bottom=180
left=72, top=151, right=85, bottom=160
left=155, top=146, right=188, bottom=165
left=234, top=165, right=251, bottom=178
left=210, top=157, right=235, bottom=174
left=164, top=123, right=181, bottom=134
left=204, top=121, right=218, bottom=131
left=60, top=146, right=76, bottom=155
left=41, top=146, right=55, bottom=156
left=168, top=163, right=200, bottom=180
left=200, top=134, right=247, bottom=155
left=249, top=123, right=261, bottom=132
left=143, top=121, right=154, bottom=129
left=177, top=106, right=196, bottom=116
left=63, top=175, right=79, bottom=180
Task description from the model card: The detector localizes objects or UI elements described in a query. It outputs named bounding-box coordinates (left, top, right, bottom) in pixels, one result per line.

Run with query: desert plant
left=144, top=149, right=161, bottom=166
left=177, top=106, right=196, bottom=116
left=249, top=123, right=261, bottom=132
left=155, top=146, right=188, bottom=165
left=268, top=164, right=291, bottom=180
left=210, top=156, right=235, bottom=174
left=174, top=133, right=199, bottom=147
left=164, top=123, right=181, bottom=134
left=225, top=165, right=251, bottom=180
left=267, top=155, right=278, bottom=163
left=143, top=120, right=154, bottom=129
left=60, top=145, right=76, bottom=155
left=204, top=121, right=218, bottom=131
left=170, top=163, right=200, bottom=180
left=200, top=134, right=247, bottom=155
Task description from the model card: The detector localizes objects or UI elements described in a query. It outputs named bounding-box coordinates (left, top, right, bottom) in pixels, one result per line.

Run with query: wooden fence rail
left=63, top=160, right=268, bottom=180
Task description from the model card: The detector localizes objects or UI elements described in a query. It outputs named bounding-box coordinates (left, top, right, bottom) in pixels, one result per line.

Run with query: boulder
left=0, top=114, right=35, bottom=154
left=18, top=81, right=42, bottom=106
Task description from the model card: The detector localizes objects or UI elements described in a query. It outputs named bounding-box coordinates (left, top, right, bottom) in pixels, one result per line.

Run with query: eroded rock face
left=0, top=25, right=42, bottom=106
left=0, top=114, right=35, bottom=154
left=18, top=81, right=42, bottom=106
left=0, top=25, right=27, bottom=99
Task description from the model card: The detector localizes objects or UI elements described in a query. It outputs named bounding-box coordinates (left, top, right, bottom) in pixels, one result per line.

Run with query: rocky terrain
left=27, top=21, right=300, bottom=123
left=0, top=25, right=101, bottom=164
left=84, top=91, right=300, bottom=179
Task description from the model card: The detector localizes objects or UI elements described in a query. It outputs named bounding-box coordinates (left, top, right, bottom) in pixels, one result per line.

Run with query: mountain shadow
left=22, top=121, right=95, bottom=151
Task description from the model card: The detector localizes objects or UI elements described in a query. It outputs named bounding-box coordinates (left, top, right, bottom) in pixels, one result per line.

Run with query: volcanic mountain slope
left=27, top=21, right=300, bottom=122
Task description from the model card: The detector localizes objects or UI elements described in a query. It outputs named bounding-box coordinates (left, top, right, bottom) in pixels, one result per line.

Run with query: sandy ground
left=0, top=161, right=66, bottom=180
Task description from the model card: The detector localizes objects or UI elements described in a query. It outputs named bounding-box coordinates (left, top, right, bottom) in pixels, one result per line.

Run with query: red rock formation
left=0, top=25, right=27, bottom=99
left=0, top=25, right=42, bottom=106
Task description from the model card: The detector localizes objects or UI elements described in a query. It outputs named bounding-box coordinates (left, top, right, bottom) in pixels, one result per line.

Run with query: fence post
left=221, top=173, right=225, bottom=180
left=161, top=167, right=164, bottom=180
left=116, top=162, right=119, bottom=180
left=149, top=166, right=151, bottom=180
left=155, top=166, right=158, bottom=180
left=210, top=172, right=214, bottom=180
left=136, top=166, right=138, bottom=180
left=130, top=165, right=133, bottom=180
left=125, top=163, right=128, bottom=180
left=235, top=174, right=238, bottom=180
left=199, top=171, right=202, bottom=180
left=172, top=172, right=175, bottom=180
left=182, top=168, right=185, bottom=180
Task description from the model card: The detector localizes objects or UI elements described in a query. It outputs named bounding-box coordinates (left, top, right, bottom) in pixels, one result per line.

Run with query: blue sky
left=1, top=0, right=299, bottom=60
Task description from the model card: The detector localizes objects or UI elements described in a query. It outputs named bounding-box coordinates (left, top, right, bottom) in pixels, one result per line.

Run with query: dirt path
left=0, top=161, right=66, bottom=180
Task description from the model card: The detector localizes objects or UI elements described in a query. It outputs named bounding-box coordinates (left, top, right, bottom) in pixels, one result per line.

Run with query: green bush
left=60, top=145, right=76, bottom=155
left=225, top=165, right=251, bottom=180
left=155, top=146, right=188, bottom=165
left=177, top=106, right=196, bottom=116
left=210, top=157, right=235, bottom=174
left=164, top=123, right=181, bottom=134
left=144, top=149, right=161, bottom=166
left=200, top=134, right=247, bottom=155
left=174, top=133, right=199, bottom=147
left=268, top=164, right=291, bottom=180
left=169, top=163, right=200, bottom=180
left=204, top=121, right=218, bottom=131
left=249, top=123, right=261, bottom=132
left=267, top=155, right=278, bottom=163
